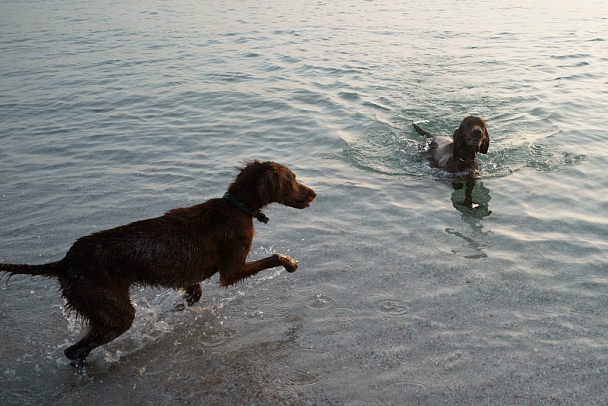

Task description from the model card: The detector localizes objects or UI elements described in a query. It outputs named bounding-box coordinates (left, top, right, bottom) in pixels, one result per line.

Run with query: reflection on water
left=450, top=179, right=492, bottom=219
left=446, top=179, right=493, bottom=258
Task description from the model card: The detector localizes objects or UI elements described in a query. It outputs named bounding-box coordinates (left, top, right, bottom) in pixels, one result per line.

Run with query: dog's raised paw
left=279, top=254, right=298, bottom=273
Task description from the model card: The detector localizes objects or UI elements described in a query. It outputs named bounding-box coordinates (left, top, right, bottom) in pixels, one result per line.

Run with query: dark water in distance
left=1, top=0, right=607, bottom=404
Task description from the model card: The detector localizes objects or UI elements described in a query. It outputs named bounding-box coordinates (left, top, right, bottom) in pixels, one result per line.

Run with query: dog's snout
left=472, top=128, right=482, bottom=137
left=299, top=184, right=316, bottom=208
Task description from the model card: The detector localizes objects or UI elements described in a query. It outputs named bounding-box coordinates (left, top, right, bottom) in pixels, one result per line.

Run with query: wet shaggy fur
left=0, top=161, right=316, bottom=365
left=413, top=116, right=490, bottom=174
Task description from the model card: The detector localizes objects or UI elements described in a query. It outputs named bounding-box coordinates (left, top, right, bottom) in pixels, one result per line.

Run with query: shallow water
left=1, top=0, right=607, bottom=404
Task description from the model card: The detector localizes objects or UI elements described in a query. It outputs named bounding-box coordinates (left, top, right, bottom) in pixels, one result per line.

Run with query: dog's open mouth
left=295, top=196, right=315, bottom=209
left=300, top=200, right=313, bottom=209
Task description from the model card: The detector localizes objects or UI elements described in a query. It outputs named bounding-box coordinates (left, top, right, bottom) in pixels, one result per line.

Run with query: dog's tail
left=1, top=261, right=62, bottom=282
left=412, top=123, right=434, bottom=138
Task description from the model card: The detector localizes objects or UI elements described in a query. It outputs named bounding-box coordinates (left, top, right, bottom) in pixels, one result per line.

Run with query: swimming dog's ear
left=479, top=126, right=490, bottom=154
left=452, top=124, right=465, bottom=158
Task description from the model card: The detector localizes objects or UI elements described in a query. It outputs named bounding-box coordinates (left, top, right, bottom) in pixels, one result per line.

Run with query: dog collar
left=223, top=193, right=269, bottom=224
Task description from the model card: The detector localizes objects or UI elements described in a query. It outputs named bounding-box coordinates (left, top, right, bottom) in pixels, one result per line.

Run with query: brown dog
left=413, top=116, right=490, bottom=174
left=0, top=161, right=316, bottom=365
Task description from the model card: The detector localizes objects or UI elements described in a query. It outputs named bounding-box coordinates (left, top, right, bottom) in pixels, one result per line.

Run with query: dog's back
left=61, top=199, right=240, bottom=289
left=425, top=136, right=454, bottom=168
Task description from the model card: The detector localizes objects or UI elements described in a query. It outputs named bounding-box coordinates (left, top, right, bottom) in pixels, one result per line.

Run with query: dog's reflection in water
left=451, top=179, right=492, bottom=218
left=446, top=179, right=493, bottom=258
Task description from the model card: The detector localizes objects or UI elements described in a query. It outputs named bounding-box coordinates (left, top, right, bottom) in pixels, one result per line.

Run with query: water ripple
left=305, top=293, right=338, bottom=310
left=315, top=307, right=358, bottom=336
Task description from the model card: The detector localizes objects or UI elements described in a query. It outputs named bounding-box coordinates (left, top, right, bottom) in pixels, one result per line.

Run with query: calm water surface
left=1, top=0, right=607, bottom=404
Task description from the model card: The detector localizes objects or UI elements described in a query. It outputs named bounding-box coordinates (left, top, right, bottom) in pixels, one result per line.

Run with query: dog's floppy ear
left=257, top=170, right=279, bottom=204
left=479, top=127, right=490, bottom=154
left=452, top=125, right=464, bottom=157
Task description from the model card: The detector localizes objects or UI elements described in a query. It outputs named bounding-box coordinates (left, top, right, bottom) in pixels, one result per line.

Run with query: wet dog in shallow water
left=0, top=161, right=316, bottom=365
left=413, top=116, right=490, bottom=174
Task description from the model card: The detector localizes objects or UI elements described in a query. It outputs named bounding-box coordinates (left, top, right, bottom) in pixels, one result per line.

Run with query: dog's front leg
left=219, top=254, right=297, bottom=286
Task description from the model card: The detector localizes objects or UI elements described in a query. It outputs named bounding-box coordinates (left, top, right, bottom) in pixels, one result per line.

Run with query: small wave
left=526, top=143, right=587, bottom=173
left=363, top=100, right=391, bottom=111
left=339, top=91, right=360, bottom=101
left=551, top=53, right=592, bottom=60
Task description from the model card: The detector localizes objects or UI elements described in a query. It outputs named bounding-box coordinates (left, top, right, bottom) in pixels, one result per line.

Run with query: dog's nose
left=472, top=129, right=482, bottom=137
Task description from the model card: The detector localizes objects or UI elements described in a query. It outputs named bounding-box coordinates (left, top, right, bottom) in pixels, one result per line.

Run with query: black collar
left=223, top=193, right=269, bottom=224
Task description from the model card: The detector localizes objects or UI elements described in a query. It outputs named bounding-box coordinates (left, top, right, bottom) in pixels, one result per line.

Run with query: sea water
left=1, top=0, right=607, bottom=404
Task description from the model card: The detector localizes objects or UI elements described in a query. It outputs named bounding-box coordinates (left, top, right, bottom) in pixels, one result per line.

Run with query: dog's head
left=453, top=116, right=490, bottom=155
left=234, top=161, right=316, bottom=209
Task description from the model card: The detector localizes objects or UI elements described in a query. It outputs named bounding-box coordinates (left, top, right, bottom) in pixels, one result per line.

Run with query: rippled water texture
left=1, top=0, right=607, bottom=404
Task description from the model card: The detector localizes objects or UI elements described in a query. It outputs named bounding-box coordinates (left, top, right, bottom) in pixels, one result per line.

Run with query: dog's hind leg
left=62, top=281, right=135, bottom=365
